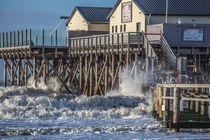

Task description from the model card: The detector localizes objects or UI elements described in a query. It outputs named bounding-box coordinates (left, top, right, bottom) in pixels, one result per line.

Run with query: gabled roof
left=108, top=0, right=210, bottom=19
left=66, top=7, right=113, bottom=26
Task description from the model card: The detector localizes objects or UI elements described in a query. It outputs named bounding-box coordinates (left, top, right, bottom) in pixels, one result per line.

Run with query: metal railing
left=160, top=34, right=177, bottom=69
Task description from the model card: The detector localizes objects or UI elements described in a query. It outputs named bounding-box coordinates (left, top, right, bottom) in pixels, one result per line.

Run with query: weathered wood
left=163, top=87, right=167, bottom=121
left=104, top=55, right=108, bottom=93
left=17, top=58, right=21, bottom=86
left=89, top=55, right=93, bottom=96
left=25, top=59, right=28, bottom=86
left=2, top=32, right=5, bottom=48
left=158, top=87, right=162, bottom=118
left=6, top=32, right=8, bottom=47
left=10, top=59, right=14, bottom=85
left=79, top=56, right=83, bottom=91
left=33, top=57, right=37, bottom=87
left=4, top=59, right=7, bottom=87
left=173, top=87, right=180, bottom=132
left=95, top=55, right=98, bottom=95
left=42, top=29, right=45, bottom=57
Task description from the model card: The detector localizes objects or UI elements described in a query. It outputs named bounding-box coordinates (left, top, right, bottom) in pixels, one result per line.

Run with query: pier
left=0, top=27, right=210, bottom=131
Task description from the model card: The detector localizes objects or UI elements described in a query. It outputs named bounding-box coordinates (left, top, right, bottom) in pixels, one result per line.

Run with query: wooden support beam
left=79, top=56, right=83, bottom=91
left=29, top=29, right=31, bottom=57
left=104, top=55, right=108, bottom=93
left=163, top=87, right=167, bottom=121
left=95, top=55, right=98, bottom=95
left=25, top=59, right=28, bottom=86
left=33, top=57, right=37, bottom=87
left=4, top=59, right=7, bottom=87
left=10, top=59, right=14, bottom=85
left=89, top=55, right=93, bottom=96
left=2, top=32, right=5, bottom=48
left=111, top=54, right=115, bottom=89
left=43, top=58, right=47, bottom=84
left=17, top=58, right=21, bottom=86
left=173, top=87, right=180, bottom=132
left=158, top=87, right=163, bottom=118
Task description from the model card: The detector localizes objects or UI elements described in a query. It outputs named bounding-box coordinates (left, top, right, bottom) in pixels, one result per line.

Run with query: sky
left=0, top=0, right=117, bottom=80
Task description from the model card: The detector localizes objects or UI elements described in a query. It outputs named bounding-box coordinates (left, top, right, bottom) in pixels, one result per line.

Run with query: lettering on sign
left=183, top=29, right=203, bottom=41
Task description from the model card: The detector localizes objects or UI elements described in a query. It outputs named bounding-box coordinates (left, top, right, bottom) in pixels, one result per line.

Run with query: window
left=136, top=22, right=141, bottom=32
left=112, top=26, right=114, bottom=33
left=120, top=25, right=123, bottom=32
left=115, top=25, right=118, bottom=33
left=124, top=24, right=126, bottom=32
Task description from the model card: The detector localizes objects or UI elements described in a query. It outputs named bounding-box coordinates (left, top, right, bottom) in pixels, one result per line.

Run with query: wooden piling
left=17, top=58, right=21, bottom=86
left=79, top=56, right=83, bottom=91
left=173, top=87, right=180, bottom=132
left=3, top=59, right=7, bottom=87
left=2, top=32, right=4, bottom=48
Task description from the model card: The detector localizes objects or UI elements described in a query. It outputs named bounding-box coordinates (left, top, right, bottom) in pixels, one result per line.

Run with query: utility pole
left=165, top=0, right=168, bottom=23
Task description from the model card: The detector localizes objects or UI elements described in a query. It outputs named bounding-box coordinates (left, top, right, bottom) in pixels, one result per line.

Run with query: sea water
left=0, top=68, right=210, bottom=139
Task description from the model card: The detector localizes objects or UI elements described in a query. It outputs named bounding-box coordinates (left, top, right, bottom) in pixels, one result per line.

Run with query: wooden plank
left=158, top=84, right=210, bottom=88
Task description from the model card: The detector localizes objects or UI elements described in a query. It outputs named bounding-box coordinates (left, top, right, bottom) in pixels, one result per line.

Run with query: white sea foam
left=0, top=63, right=154, bottom=120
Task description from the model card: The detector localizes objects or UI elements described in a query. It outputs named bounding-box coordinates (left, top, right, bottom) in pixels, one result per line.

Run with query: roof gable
left=66, top=7, right=112, bottom=26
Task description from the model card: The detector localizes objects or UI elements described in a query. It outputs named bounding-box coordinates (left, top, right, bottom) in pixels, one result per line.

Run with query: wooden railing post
left=9, top=32, right=12, bottom=47
left=6, top=32, right=8, bottom=47
left=25, top=29, right=28, bottom=46
left=17, top=31, right=19, bottom=46
left=173, top=87, right=180, bottom=132
left=13, top=31, right=16, bottom=47
left=21, top=30, right=23, bottom=46
left=42, top=29, right=44, bottom=57
left=2, top=32, right=5, bottom=48
left=29, top=29, right=31, bottom=57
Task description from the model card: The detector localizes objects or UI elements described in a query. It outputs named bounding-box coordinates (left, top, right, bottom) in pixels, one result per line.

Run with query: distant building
left=66, top=7, right=112, bottom=38
left=108, top=0, right=210, bottom=33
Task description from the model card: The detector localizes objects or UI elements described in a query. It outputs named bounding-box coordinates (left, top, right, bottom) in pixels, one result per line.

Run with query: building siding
left=67, top=10, right=88, bottom=31
left=110, top=0, right=146, bottom=33
left=89, top=24, right=110, bottom=32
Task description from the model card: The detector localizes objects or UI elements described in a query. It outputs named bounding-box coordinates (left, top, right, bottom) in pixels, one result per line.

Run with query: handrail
left=160, top=34, right=177, bottom=67
left=143, top=33, right=158, bottom=59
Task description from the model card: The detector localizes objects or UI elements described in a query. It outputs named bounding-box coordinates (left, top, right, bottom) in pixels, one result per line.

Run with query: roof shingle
left=133, top=0, right=210, bottom=16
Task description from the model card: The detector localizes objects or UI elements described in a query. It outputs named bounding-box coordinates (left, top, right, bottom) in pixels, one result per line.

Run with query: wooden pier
left=0, top=28, right=210, bottom=131
left=0, top=29, right=155, bottom=96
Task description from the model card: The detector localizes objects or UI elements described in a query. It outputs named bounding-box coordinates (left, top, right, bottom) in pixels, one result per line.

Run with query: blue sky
left=0, top=0, right=117, bottom=80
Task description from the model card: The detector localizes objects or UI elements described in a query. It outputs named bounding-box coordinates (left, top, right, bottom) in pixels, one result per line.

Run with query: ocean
left=0, top=69, right=210, bottom=139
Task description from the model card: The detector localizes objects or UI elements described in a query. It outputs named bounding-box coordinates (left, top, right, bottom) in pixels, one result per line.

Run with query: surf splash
left=0, top=65, right=154, bottom=120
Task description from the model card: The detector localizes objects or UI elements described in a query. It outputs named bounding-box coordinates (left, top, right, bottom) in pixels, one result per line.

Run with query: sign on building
left=121, top=2, right=132, bottom=23
left=183, top=29, right=203, bottom=41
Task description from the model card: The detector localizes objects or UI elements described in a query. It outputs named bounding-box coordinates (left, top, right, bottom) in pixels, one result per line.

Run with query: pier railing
left=154, top=84, right=210, bottom=131
left=0, top=29, right=67, bottom=49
